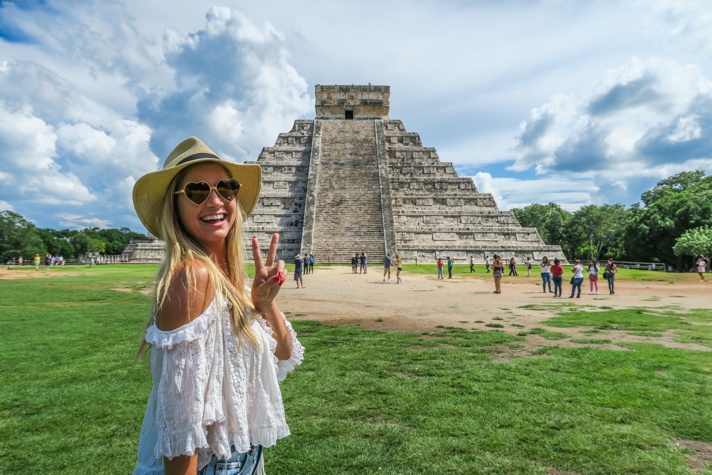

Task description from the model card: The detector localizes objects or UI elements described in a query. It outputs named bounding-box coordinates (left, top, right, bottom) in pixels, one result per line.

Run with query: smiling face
left=176, top=162, right=237, bottom=257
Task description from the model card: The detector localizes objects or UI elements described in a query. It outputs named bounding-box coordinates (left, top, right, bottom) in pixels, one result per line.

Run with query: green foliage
left=511, top=202, right=571, bottom=251
left=673, top=226, right=712, bottom=260
left=0, top=210, right=46, bottom=262
left=0, top=211, right=147, bottom=261
left=624, top=174, right=712, bottom=266
left=640, top=170, right=706, bottom=206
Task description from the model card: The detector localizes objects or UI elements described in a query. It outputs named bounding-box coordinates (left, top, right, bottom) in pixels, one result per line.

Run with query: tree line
left=0, top=211, right=148, bottom=263
left=511, top=171, right=712, bottom=270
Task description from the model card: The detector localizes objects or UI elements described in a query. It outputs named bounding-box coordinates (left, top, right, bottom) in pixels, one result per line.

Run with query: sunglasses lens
left=184, top=182, right=211, bottom=205
left=216, top=179, right=240, bottom=201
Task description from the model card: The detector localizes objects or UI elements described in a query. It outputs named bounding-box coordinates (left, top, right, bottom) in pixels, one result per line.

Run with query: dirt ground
left=2, top=265, right=709, bottom=353
left=276, top=266, right=711, bottom=354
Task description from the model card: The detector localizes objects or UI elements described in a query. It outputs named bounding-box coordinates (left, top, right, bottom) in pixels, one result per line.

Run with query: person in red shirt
left=437, top=258, right=444, bottom=279
left=551, top=258, right=564, bottom=297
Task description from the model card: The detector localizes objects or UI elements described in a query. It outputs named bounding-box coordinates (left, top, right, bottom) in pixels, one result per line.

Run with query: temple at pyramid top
left=315, top=84, right=390, bottom=120
left=241, top=84, right=566, bottom=264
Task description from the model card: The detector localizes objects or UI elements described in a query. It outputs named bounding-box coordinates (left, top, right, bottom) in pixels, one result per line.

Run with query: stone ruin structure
left=242, top=84, right=566, bottom=264
left=122, top=238, right=166, bottom=263
left=123, top=84, right=565, bottom=265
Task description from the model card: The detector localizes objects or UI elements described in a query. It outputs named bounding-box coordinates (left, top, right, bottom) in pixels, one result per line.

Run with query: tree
left=673, top=226, right=712, bottom=268
left=570, top=204, right=629, bottom=260
left=641, top=170, right=706, bottom=206
left=624, top=175, right=712, bottom=266
left=0, top=210, right=46, bottom=262
left=512, top=203, right=573, bottom=258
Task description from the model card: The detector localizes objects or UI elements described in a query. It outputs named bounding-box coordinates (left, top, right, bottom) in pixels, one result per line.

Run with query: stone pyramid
left=243, top=84, right=566, bottom=265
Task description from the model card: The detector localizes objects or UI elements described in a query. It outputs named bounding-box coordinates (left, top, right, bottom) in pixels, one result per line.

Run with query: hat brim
left=133, top=158, right=262, bottom=238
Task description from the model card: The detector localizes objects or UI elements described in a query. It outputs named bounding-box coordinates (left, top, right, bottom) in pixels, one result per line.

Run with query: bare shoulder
left=156, top=260, right=216, bottom=331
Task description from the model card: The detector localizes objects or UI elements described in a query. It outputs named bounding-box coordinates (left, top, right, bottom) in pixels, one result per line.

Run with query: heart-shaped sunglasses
left=174, top=178, right=241, bottom=206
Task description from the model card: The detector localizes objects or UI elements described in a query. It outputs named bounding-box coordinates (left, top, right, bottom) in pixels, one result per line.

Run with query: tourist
left=492, top=254, right=504, bottom=294
left=588, top=259, right=600, bottom=294
left=696, top=256, right=707, bottom=281
left=351, top=254, right=358, bottom=274
left=525, top=257, right=532, bottom=277
left=383, top=254, right=392, bottom=283
left=17, top=256, right=23, bottom=267
left=508, top=257, right=517, bottom=276
left=360, top=252, right=367, bottom=274
left=604, top=258, right=618, bottom=295
left=540, top=256, right=552, bottom=293
left=44, top=253, right=51, bottom=269
left=131, top=136, right=303, bottom=474
left=437, top=257, right=444, bottom=279
left=294, top=253, right=304, bottom=288
left=395, top=254, right=403, bottom=284
left=551, top=258, right=563, bottom=297
left=485, top=255, right=491, bottom=273
left=34, top=253, right=40, bottom=271
left=447, top=256, right=453, bottom=279
left=470, top=255, right=475, bottom=273
left=303, top=254, right=309, bottom=275
left=309, top=254, right=314, bottom=274
left=569, top=259, right=584, bottom=298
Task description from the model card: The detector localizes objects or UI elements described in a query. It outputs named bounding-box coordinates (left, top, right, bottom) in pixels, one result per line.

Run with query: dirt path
left=278, top=266, right=711, bottom=354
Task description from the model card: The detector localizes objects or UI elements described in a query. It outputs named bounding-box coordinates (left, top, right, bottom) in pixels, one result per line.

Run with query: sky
left=1, top=0, right=711, bottom=233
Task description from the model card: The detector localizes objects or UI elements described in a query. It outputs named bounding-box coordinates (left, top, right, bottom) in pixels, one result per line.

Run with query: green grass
left=1, top=265, right=711, bottom=474
left=543, top=307, right=712, bottom=348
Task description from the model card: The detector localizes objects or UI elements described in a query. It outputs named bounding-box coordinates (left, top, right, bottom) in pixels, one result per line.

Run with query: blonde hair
left=137, top=167, right=259, bottom=359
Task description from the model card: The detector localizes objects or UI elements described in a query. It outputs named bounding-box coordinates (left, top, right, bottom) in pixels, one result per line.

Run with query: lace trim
left=145, top=300, right=217, bottom=350
left=256, top=316, right=305, bottom=382
left=153, top=428, right=209, bottom=460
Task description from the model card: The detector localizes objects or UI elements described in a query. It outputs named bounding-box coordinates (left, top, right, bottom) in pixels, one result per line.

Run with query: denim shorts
left=198, top=446, right=263, bottom=475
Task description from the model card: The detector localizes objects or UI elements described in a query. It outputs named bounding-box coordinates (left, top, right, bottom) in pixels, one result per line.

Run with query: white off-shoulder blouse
left=133, top=298, right=304, bottom=475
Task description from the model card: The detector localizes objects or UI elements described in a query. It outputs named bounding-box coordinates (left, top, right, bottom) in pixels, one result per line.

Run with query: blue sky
left=1, top=0, right=711, bottom=232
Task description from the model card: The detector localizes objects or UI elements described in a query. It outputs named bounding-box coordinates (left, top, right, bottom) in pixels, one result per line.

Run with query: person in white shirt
left=569, top=258, right=585, bottom=298
left=132, top=137, right=304, bottom=475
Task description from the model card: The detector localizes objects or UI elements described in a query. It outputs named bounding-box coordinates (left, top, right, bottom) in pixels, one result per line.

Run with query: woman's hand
left=251, top=233, right=286, bottom=314
left=251, top=233, right=293, bottom=360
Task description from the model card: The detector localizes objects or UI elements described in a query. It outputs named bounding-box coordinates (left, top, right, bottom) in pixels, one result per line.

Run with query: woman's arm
left=251, top=234, right=292, bottom=360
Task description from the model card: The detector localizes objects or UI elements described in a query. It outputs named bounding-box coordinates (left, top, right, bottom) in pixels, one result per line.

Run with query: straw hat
left=133, top=137, right=262, bottom=238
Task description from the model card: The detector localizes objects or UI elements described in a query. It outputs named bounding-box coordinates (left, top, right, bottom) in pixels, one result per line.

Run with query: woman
left=540, top=256, right=552, bottom=293
left=294, top=253, right=304, bottom=288
left=525, top=257, right=531, bottom=277
left=395, top=254, right=403, bottom=284
left=508, top=257, right=517, bottom=276
left=551, top=258, right=563, bottom=297
left=604, top=258, right=618, bottom=295
left=696, top=256, right=707, bottom=281
left=437, top=257, right=444, bottom=279
left=132, top=137, right=304, bottom=475
left=492, top=254, right=504, bottom=294
left=588, top=259, right=600, bottom=294
left=569, top=259, right=584, bottom=298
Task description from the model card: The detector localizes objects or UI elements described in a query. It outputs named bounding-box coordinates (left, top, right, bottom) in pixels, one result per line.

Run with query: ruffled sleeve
left=256, top=314, right=305, bottom=382
left=147, top=307, right=218, bottom=460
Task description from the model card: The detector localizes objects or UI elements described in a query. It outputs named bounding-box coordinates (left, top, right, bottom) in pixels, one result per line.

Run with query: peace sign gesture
left=251, top=233, right=286, bottom=314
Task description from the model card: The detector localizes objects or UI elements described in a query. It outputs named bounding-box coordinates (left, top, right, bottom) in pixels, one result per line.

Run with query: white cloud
left=514, top=58, right=712, bottom=183
left=0, top=200, right=14, bottom=212
left=140, top=7, right=312, bottom=162
left=472, top=172, right=595, bottom=211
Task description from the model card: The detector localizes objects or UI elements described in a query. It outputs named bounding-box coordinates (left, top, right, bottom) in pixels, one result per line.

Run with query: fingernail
left=252, top=235, right=256, bottom=239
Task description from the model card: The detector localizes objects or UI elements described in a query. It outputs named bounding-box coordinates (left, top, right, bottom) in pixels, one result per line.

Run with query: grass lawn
left=1, top=265, right=710, bottom=474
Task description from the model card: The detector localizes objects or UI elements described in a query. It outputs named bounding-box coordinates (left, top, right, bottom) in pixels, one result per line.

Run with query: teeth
left=201, top=214, right=225, bottom=222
